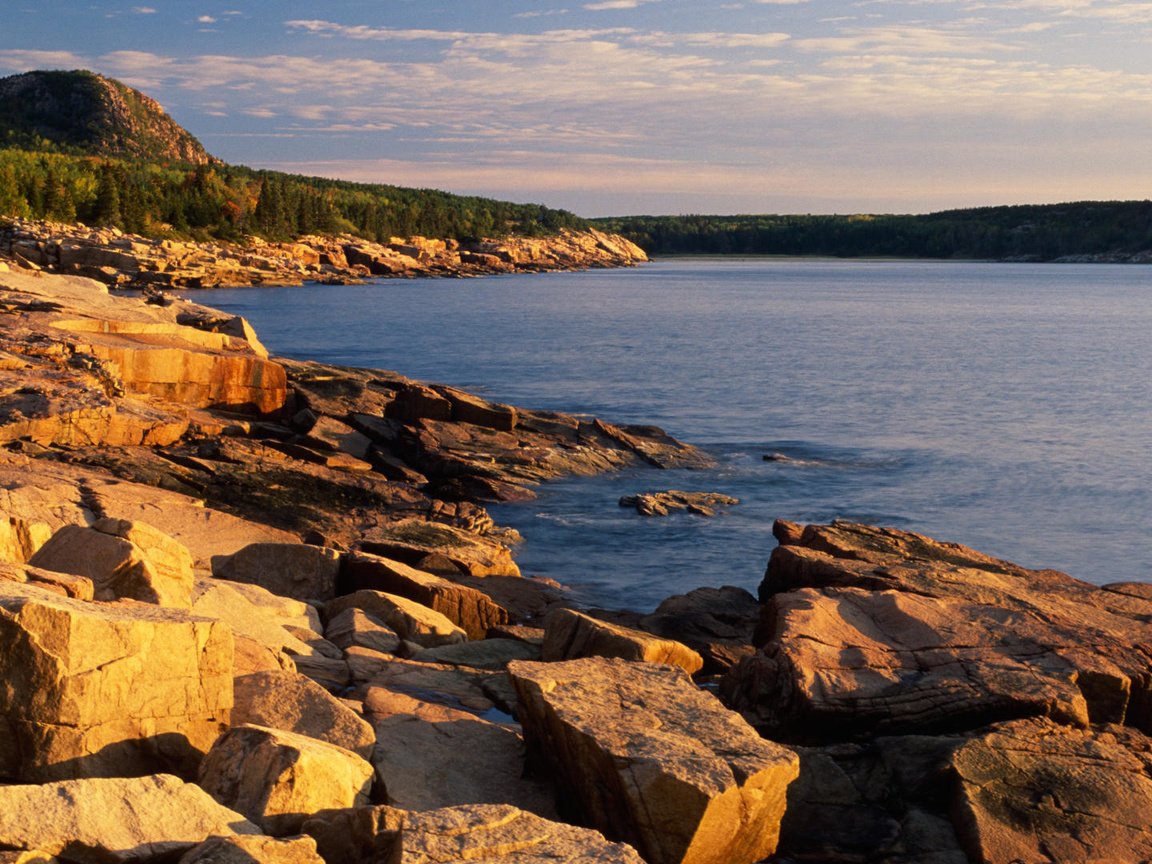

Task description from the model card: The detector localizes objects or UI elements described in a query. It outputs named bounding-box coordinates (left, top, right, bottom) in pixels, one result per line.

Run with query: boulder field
left=0, top=256, right=1148, bottom=863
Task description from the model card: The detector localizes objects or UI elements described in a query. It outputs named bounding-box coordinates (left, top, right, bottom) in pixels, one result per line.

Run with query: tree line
left=594, top=203, right=1152, bottom=261
left=0, top=147, right=587, bottom=243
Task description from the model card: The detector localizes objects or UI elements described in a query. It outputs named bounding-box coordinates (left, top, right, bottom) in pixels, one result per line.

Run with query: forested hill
left=0, top=70, right=586, bottom=243
left=594, top=202, right=1152, bottom=262
left=0, top=70, right=212, bottom=165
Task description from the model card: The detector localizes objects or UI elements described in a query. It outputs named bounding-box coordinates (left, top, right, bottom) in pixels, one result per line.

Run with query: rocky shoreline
left=0, top=217, right=650, bottom=289
left=0, top=251, right=1150, bottom=863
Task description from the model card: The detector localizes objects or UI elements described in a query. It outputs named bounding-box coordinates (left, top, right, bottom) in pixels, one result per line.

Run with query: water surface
left=200, top=259, right=1152, bottom=610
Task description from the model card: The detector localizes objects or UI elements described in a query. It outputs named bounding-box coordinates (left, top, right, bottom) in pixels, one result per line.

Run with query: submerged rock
left=619, top=489, right=739, bottom=517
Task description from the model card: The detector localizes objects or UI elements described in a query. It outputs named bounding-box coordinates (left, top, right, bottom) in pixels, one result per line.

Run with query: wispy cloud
left=584, top=0, right=662, bottom=9
left=132, top=6, right=157, bottom=13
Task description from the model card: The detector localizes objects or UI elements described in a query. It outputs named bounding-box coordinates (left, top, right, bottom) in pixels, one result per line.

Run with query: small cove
left=198, top=258, right=1152, bottom=611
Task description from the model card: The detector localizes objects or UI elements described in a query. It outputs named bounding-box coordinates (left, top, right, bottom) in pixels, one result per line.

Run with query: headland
left=0, top=249, right=1150, bottom=863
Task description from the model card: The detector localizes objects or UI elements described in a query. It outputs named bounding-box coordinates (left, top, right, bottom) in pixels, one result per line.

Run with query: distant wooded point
left=594, top=204, right=1152, bottom=262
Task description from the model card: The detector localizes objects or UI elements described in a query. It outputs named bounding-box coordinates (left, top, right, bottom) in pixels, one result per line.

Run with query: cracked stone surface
left=0, top=580, right=232, bottom=781
left=722, top=520, right=1152, bottom=742
left=952, top=718, right=1152, bottom=864
left=508, top=656, right=799, bottom=864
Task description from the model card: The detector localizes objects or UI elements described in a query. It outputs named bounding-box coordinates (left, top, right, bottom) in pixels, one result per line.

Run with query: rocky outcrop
left=178, top=834, right=325, bottom=864
left=231, top=670, right=376, bottom=760
left=397, top=804, right=647, bottom=863
left=324, top=590, right=467, bottom=649
left=724, top=520, right=1152, bottom=742
left=212, top=542, right=342, bottom=603
left=1, top=219, right=648, bottom=290
left=509, top=657, right=800, bottom=864
left=197, top=724, right=374, bottom=836
left=542, top=607, right=704, bottom=675
left=370, top=711, right=556, bottom=816
left=341, top=551, right=509, bottom=639
left=639, top=586, right=760, bottom=674
left=619, top=490, right=739, bottom=517
left=300, top=803, right=645, bottom=864
left=952, top=719, right=1152, bottom=863
left=29, top=518, right=194, bottom=608
left=0, top=581, right=232, bottom=782
left=0, top=774, right=261, bottom=863
left=18, top=259, right=1152, bottom=862
left=719, top=519, right=1152, bottom=862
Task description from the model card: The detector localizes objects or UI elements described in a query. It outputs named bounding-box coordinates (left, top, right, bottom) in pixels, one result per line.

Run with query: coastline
left=0, top=252, right=1151, bottom=861
left=0, top=217, right=650, bottom=289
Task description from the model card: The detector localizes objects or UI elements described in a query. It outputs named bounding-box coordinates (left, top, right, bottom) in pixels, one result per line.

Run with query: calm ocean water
left=199, top=259, right=1152, bottom=611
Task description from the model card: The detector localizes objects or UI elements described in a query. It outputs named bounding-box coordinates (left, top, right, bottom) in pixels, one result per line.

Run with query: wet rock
left=619, top=490, right=739, bottom=517
left=508, top=656, right=799, bottom=864
left=0, top=582, right=232, bottom=781
left=232, top=670, right=376, bottom=760
left=0, top=774, right=260, bottom=864
left=198, top=724, right=374, bottom=836
left=542, top=607, right=704, bottom=675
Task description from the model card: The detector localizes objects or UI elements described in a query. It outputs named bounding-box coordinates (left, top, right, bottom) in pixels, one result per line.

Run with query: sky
left=2, top=1, right=1151, bottom=217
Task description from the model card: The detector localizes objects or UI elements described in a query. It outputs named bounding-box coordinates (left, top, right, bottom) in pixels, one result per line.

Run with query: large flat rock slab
left=508, top=656, right=799, bottom=864
left=952, top=718, right=1152, bottom=864
left=723, top=520, right=1152, bottom=741
left=0, top=774, right=259, bottom=864
left=301, top=803, right=645, bottom=864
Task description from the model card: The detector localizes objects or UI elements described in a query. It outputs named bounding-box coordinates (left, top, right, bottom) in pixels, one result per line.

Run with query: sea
left=198, top=258, right=1152, bottom=612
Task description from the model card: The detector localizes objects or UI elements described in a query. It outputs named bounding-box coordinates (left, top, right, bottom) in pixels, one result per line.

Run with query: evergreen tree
left=92, top=163, right=122, bottom=227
